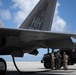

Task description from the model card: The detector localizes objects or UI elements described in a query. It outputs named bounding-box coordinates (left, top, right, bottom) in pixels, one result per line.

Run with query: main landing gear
left=0, top=58, right=7, bottom=72
left=0, top=57, right=24, bottom=73
left=0, top=57, right=27, bottom=74
left=0, top=57, right=23, bottom=74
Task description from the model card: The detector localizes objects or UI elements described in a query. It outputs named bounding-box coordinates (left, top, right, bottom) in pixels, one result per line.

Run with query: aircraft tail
left=19, top=0, right=57, bottom=31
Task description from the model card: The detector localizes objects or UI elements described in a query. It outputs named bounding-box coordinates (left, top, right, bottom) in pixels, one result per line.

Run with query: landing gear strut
left=0, top=58, right=7, bottom=72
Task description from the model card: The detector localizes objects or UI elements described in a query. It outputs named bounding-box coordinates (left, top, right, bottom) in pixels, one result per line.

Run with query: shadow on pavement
left=6, top=70, right=73, bottom=75
left=5, top=68, right=76, bottom=75
left=6, top=70, right=51, bottom=75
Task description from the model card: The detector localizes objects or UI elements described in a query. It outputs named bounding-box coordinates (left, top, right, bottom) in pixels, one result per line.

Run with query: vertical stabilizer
left=19, top=0, right=57, bottom=31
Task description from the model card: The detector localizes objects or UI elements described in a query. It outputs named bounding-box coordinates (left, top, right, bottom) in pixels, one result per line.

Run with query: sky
left=0, top=0, right=76, bottom=61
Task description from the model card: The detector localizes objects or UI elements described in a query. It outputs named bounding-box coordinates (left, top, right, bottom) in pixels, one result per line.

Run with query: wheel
left=0, top=58, right=7, bottom=72
left=44, top=60, right=51, bottom=68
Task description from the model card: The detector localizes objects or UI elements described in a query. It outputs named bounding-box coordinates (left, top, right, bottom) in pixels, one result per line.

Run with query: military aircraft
left=0, top=0, right=76, bottom=73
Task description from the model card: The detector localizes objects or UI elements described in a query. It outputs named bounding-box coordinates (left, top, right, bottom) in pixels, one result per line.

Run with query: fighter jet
left=0, top=0, right=76, bottom=72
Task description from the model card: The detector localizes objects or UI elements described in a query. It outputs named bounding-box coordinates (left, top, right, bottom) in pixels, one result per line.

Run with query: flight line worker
left=55, top=51, right=62, bottom=69
left=51, top=52, right=55, bottom=70
left=63, top=52, right=68, bottom=70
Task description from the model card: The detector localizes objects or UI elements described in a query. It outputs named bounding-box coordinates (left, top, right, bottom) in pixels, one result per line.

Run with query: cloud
left=0, top=9, right=11, bottom=20
left=12, top=0, right=39, bottom=27
left=51, top=2, right=67, bottom=32
left=0, top=20, right=4, bottom=27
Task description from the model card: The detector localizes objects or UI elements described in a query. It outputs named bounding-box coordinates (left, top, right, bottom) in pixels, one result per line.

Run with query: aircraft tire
left=0, top=58, right=7, bottom=72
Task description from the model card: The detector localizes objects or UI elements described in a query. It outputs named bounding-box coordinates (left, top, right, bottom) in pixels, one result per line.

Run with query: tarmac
left=6, top=61, right=76, bottom=75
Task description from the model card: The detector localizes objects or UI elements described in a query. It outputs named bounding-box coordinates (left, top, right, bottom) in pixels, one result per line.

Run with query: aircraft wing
left=0, top=27, right=76, bottom=57
left=0, top=27, right=75, bottom=41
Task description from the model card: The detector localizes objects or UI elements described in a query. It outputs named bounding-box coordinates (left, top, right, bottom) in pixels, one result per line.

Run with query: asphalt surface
left=5, top=61, right=76, bottom=75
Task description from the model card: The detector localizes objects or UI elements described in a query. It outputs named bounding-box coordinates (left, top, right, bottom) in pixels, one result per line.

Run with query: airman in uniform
left=63, top=52, right=68, bottom=70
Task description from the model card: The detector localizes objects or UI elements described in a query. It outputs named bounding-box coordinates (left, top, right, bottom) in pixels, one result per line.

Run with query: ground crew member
left=55, top=51, right=62, bottom=69
left=63, top=52, right=68, bottom=70
left=51, top=52, right=55, bottom=70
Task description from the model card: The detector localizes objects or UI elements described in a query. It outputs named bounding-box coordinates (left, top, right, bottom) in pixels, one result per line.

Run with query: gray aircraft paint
left=19, top=0, right=57, bottom=31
